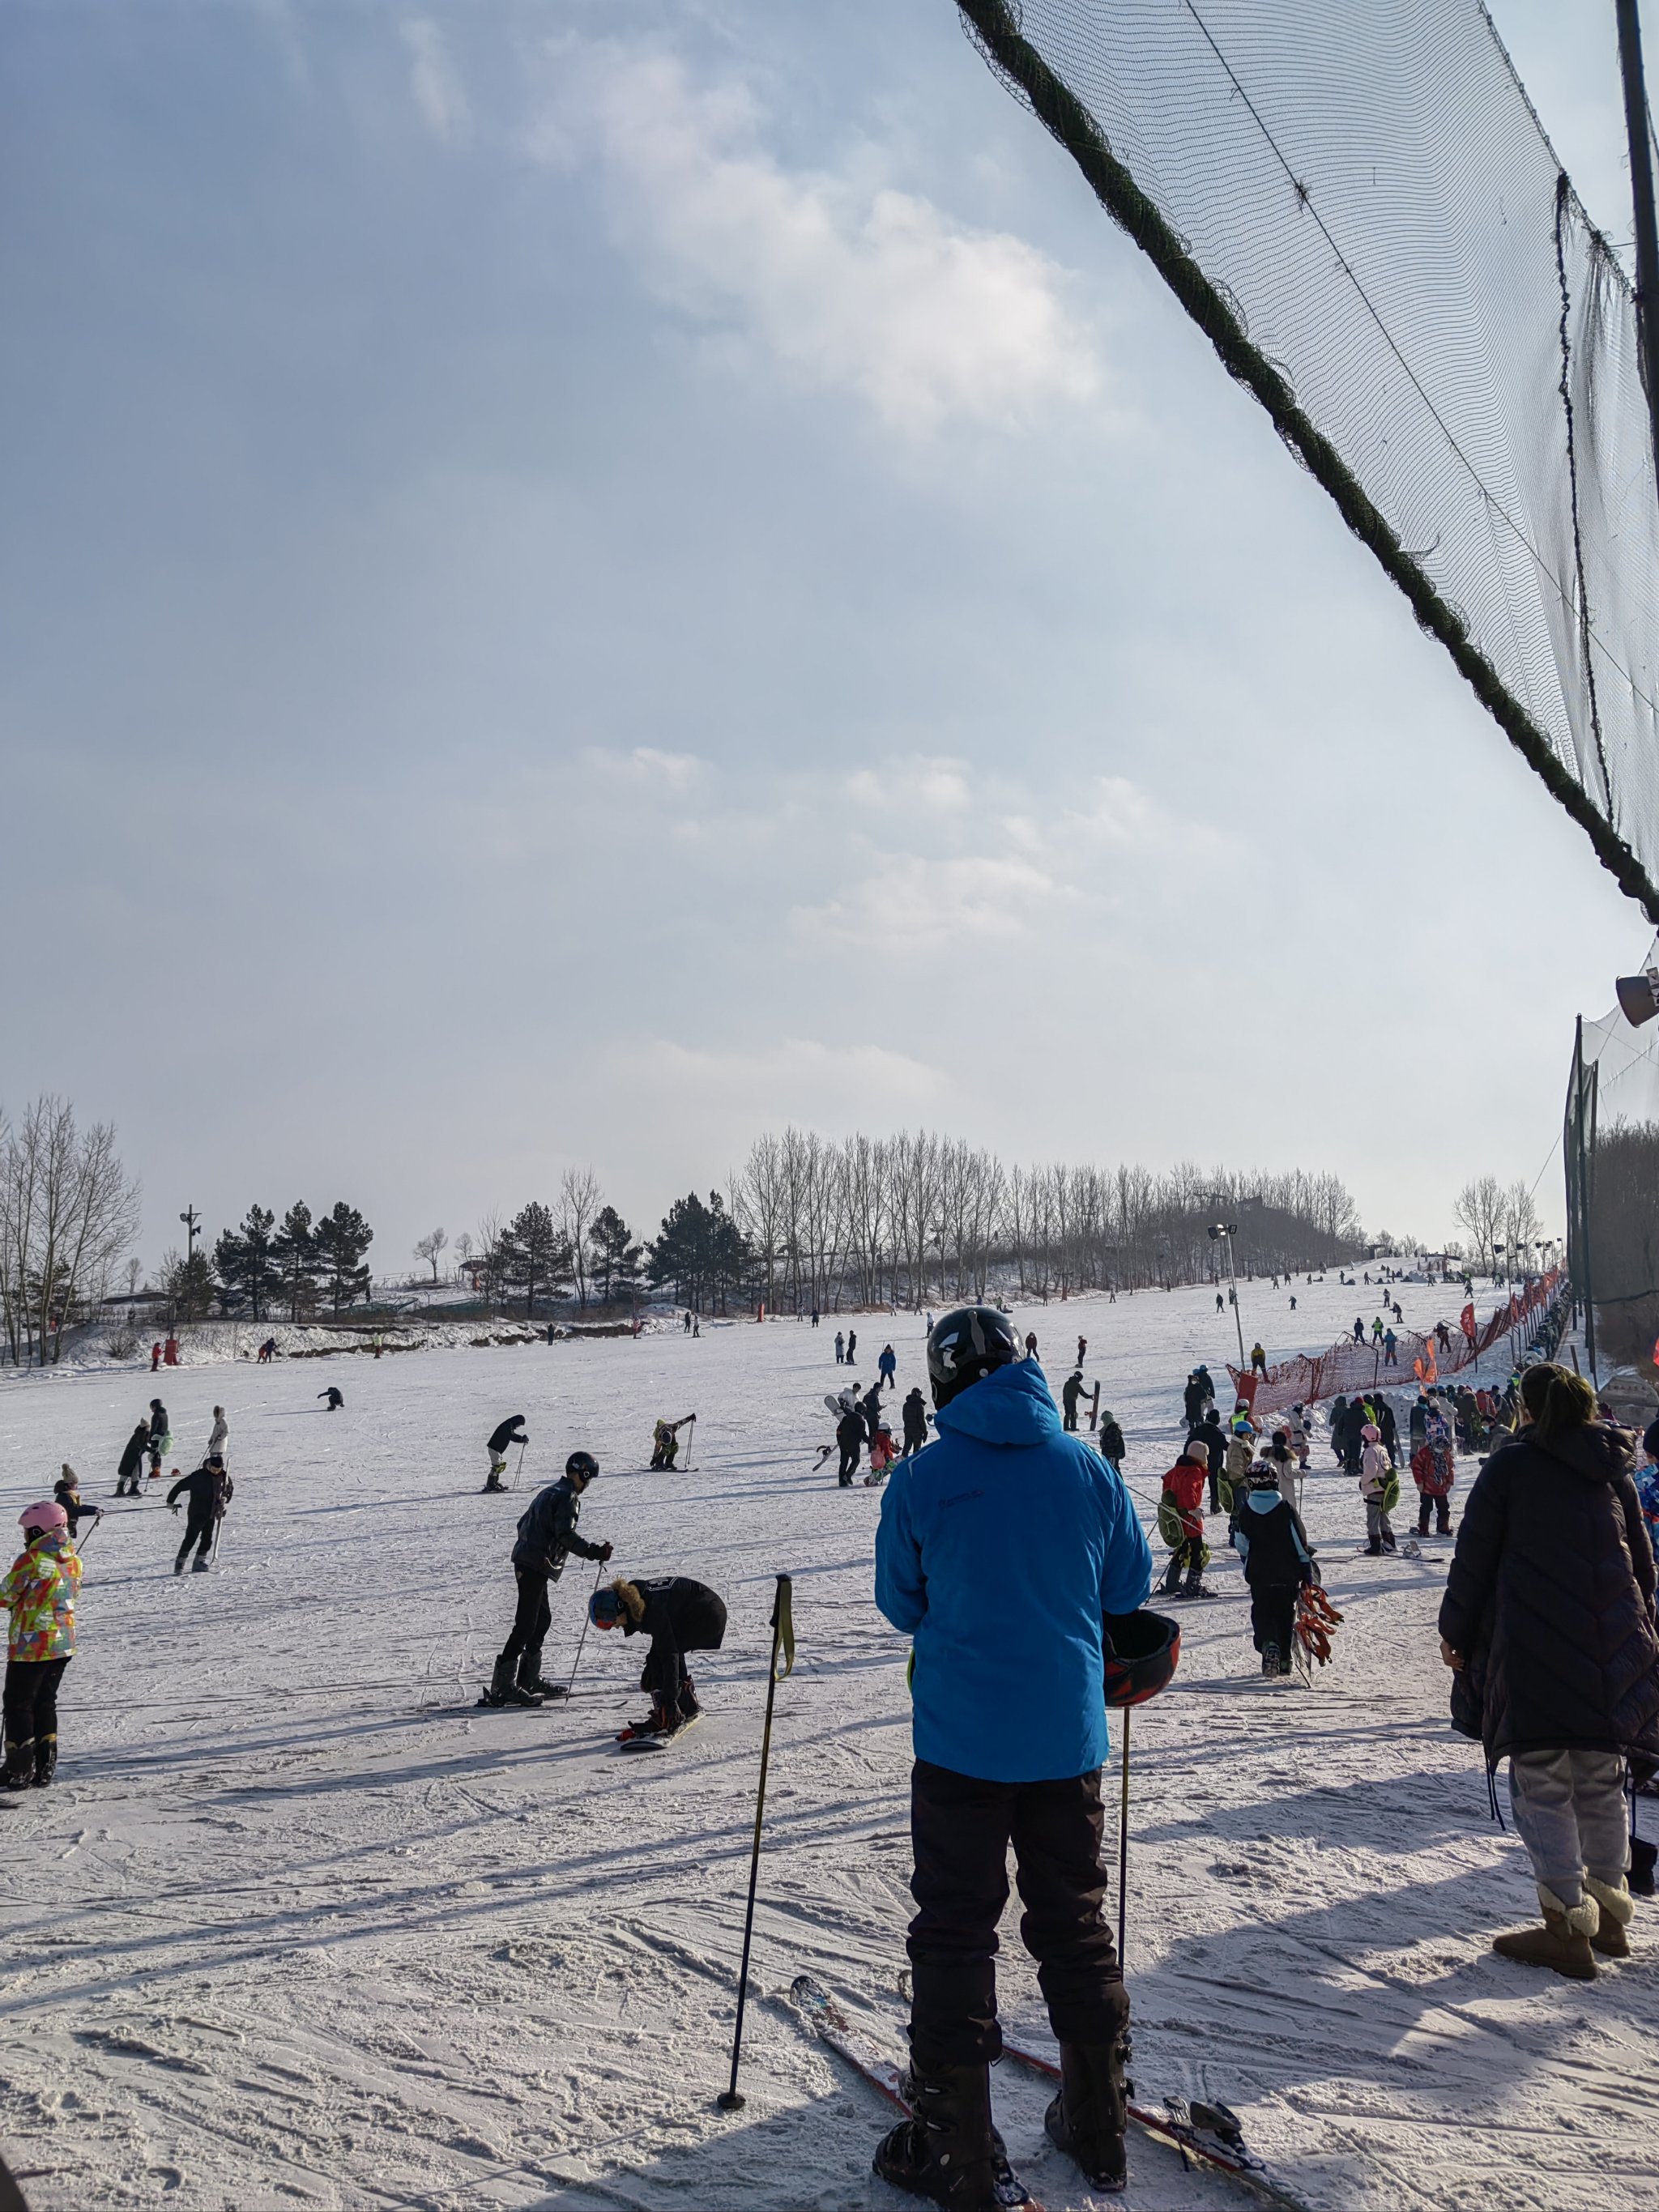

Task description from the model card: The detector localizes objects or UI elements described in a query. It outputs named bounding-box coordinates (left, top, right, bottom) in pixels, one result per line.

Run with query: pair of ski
left=791, top=1975, right=1307, bottom=2211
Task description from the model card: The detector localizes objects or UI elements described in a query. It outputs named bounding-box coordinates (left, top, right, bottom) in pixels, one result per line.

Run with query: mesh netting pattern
left=958, top=0, right=1659, bottom=919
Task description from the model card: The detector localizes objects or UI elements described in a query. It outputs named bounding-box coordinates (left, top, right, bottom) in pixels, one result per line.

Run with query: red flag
left=1460, top=1302, right=1477, bottom=1343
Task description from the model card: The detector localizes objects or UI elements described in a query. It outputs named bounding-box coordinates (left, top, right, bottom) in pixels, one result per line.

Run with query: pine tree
left=497, top=1202, right=570, bottom=1317
left=313, top=1202, right=374, bottom=1317
left=588, top=1205, right=643, bottom=1306
left=648, top=1191, right=750, bottom=1315
left=161, top=1246, right=217, bottom=1323
left=271, top=1202, right=319, bottom=1323
left=215, top=1204, right=279, bottom=1320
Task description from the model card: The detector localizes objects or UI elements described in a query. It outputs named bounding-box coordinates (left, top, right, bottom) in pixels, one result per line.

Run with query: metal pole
left=1225, top=1234, right=1247, bottom=1370
left=1115, top=1709, right=1132, bottom=1971
left=565, top=1559, right=608, bottom=1694
left=720, top=1575, right=792, bottom=2111
left=1575, top=1017, right=1601, bottom=1384
left=1616, top=0, right=1659, bottom=491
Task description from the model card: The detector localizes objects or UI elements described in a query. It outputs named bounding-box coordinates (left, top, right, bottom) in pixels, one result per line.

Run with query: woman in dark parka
left=1439, top=1362, right=1659, bottom=1978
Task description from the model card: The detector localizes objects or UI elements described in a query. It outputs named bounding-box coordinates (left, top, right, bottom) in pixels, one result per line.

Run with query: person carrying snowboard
left=835, top=1401, right=866, bottom=1487
left=873, top=1305, right=1153, bottom=2205
left=1359, top=1422, right=1397, bottom=1554
left=590, top=1573, right=727, bottom=1739
left=483, top=1451, right=612, bottom=1708
left=650, top=1415, right=694, bottom=1471
left=1060, top=1370, right=1088, bottom=1433
left=115, top=1421, right=149, bottom=1498
left=319, top=1385, right=344, bottom=1412
left=53, top=1468, right=100, bottom=1541
left=900, top=1387, right=930, bottom=1459
left=1159, top=1439, right=1215, bottom=1599
left=168, top=1455, right=232, bottom=1574
left=484, top=1414, right=527, bottom=1493
left=1234, top=1464, right=1314, bottom=1677
left=147, top=1398, right=169, bottom=1480
left=1412, top=1404, right=1456, bottom=1535
left=1, top=1502, right=82, bottom=1788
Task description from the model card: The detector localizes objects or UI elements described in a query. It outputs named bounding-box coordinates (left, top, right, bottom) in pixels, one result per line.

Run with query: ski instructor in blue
left=875, top=1306, right=1153, bottom=2207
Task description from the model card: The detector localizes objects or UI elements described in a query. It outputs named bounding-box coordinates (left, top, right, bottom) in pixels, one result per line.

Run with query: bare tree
left=413, top=1227, right=448, bottom=1282
left=559, top=1168, right=603, bottom=1309
left=1452, top=1176, right=1506, bottom=1276
left=1500, top=1180, right=1543, bottom=1276
left=0, top=1096, right=140, bottom=1365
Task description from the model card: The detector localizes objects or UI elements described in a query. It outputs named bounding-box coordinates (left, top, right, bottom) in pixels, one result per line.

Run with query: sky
left=0, top=0, right=1649, bottom=1277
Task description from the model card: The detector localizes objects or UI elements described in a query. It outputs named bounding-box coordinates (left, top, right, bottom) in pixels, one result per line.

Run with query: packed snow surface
left=0, top=1274, right=1648, bottom=2210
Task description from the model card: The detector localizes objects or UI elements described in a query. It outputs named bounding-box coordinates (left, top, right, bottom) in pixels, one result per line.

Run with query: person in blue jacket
left=873, top=1304, right=1154, bottom=2209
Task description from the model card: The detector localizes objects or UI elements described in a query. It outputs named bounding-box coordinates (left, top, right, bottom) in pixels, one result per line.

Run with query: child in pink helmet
left=1, top=1501, right=81, bottom=1788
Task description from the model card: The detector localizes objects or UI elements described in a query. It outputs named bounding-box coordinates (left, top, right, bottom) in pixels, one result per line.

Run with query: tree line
left=0, top=1096, right=140, bottom=1366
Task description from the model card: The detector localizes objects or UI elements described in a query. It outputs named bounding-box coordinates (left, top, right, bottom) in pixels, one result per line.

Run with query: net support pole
left=1616, top=0, right=1659, bottom=492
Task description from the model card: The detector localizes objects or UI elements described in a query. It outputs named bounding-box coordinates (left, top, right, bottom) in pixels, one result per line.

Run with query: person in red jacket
left=1159, top=1439, right=1216, bottom=1599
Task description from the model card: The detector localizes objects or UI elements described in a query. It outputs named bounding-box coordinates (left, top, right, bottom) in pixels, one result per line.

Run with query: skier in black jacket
left=900, top=1387, right=930, bottom=1458
left=1097, top=1410, right=1126, bottom=1469
left=482, top=1452, right=612, bottom=1707
left=116, top=1421, right=149, bottom=1498
left=1439, top=1362, right=1659, bottom=1978
left=835, top=1406, right=866, bottom=1487
left=484, top=1414, right=527, bottom=1493
left=590, top=1574, right=727, bottom=1738
left=147, top=1398, right=168, bottom=1478
left=168, top=1458, right=232, bottom=1574
left=53, top=1468, right=100, bottom=1539
left=1234, top=1468, right=1313, bottom=1676
left=318, top=1386, right=344, bottom=1412
left=1181, top=1372, right=1207, bottom=1426
left=1189, top=1410, right=1229, bottom=1512
left=1060, top=1371, right=1088, bottom=1433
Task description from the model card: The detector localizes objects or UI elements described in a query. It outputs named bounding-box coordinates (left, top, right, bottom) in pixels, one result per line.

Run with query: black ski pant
left=498, top=1568, right=552, bottom=1668
left=1416, top=1494, right=1452, bottom=1536
left=1161, top=1536, right=1201, bottom=1591
left=906, top=1758, right=1128, bottom=2069
left=838, top=1443, right=860, bottom=1485
left=1063, top=1409, right=1080, bottom=1432
left=1248, top=1583, right=1297, bottom=1656
left=902, top=1434, right=926, bottom=1459
left=3, top=1656, right=69, bottom=1779
left=176, top=1510, right=215, bottom=1570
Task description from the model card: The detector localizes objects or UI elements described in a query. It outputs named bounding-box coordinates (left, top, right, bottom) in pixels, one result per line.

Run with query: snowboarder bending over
left=590, top=1574, right=727, bottom=1741
left=115, top=1421, right=148, bottom=1498
left=484, top=1414, right=527, bottom=1493
left=650, top=1415, right=694, bottom=1471
left=319, top=1386, right=344, bottom=1412
left=482, top=1451, right=612, bottom=1708
left=1, top=1501, right=82, bottom=1789
left=168, top=1457, right=232, bottom=1575
left=874, top=1305, right=1153, bottom=2206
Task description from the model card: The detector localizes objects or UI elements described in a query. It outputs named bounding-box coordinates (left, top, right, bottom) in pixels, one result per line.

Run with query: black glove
left=170, top=1503, right=180, bottom=1515
left=597, top=1541, right=614, bottom=1562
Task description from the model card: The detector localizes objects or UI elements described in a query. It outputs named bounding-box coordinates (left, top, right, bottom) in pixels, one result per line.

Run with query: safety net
left=957, top=0, right=1659, bottom=921
left=1568, top=935, right=1659, bottom=1380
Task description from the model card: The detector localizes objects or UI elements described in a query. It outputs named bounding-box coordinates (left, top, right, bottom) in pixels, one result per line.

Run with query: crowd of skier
left=6, top=1274, right=1657, bottom=2209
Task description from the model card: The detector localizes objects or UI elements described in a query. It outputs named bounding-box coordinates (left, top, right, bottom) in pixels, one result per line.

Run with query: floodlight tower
left=1209, top=1221, right=1247, bottom=1369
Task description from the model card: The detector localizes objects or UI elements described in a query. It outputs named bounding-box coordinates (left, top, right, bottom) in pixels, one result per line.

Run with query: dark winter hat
left=926, top=1306, right=1021, bottom=1409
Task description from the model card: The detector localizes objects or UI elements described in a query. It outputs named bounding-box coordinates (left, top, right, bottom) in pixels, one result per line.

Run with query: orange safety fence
left=1227, top=1272, right=1562, bottom=1415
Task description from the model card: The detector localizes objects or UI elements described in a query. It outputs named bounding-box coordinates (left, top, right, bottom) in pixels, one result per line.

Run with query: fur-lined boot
left=1586, top=1874, right=1636, bottom=1958
left=1491, top=1886, right=1598, bottom=1980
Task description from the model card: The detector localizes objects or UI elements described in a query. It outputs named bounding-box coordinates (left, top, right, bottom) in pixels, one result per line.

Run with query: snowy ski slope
left=0, top=1273, right=1650, bottom=2212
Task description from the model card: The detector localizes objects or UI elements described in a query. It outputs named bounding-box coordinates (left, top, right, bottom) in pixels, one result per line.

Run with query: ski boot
left=1260, top=1642, right=1281, bottom=1677
left=517, top=1648, right=568, bottom=1702
left=2, top=1737, right=35, bottom=1792
left=616, top=1702, right=677, bottom=1744
left=191, top=1555, right=211, bottom=1572
left=1491, top=1886, right=1597, bottom=1980
left=873, top=2056, right=1011, bottom=2210
left=677, top=1672, right=702, bottom=1721
left=1182, top=1569, right=1218, bottom=1600
left=479, top=1658, right=543, bottom=1710
left=32, top=1736, right=56, bottom=1788
left=482, top=1477, right=506, bottom=1494
left=1043, top=2037, right=1129, bottom=2195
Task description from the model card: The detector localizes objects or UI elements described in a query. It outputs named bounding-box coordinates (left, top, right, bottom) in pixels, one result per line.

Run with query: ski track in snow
left=0, top=1277, right=1648, bottom=2210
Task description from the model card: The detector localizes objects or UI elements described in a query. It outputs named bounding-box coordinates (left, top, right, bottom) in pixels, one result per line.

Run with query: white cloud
left=614, top=1037, right=945, bottom=1117
left=539, top=45, right=1102, bottom=435
left=401, top=18, right=469, bottom=145
left=580, top=744, right=706, bottom=791
left=847, top=755, right=971, bottom=813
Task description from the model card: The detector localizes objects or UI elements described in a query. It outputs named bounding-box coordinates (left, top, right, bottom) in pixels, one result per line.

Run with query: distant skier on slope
left=168, top=1457, right=232, bottom=1575
left=1097, top=1408, right=1125, bottom=1469
left=900, top=1387, right=930, bottom=1458
left=1, top=1501, right=82, bottom=1788
left=207, top=1406, right=229, bottom=1462
left=318, top=1386, right=344, bottom=1412
left=591, top=1574, right=727, bottom=1741
left=1060, top=1370, right=1089, bottom=1433
left=484, top=1414, right=527, bottom=1494
left=147, top=1399, right=169, bottom=1479
left=1235, top=1464, right=1314, bottom=1677
left=650, top=1415, right=695, bottom=1471
left=53, top=1468, right=100, bottom=1541
left=481, top=1451, right=612, bottom=1709
left=878, top=1344, right=898, bottom=1390
left=835, top=1403, right=866, bottom=1487
left=1159, top=1438, right=1215, bottom=1599
left=115, top=1421, right=148, bottom=1498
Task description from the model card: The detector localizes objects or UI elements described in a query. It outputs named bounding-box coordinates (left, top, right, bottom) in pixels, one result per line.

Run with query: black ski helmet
left=926, top=1306, right=1022, bottom=1409
left=1101, top=1609, right=1181, bottom=1710
left=566, top=1450, right=599, bottom=1486
left=589, top=1586, right=625, bottom=1628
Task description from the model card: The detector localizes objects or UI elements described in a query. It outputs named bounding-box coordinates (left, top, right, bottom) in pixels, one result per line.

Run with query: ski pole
left=719, top=1572, right=795, bottom=2112
left=75, top=1515, right=103, bottom=1556
left=513, top=1437, right=527, bottom=1491
left=1116, top=1709, right=1132, bottom=1971
left=565, top=1559, right=608, bottom=1694
left=681, top=1414, right=697, bottom=1473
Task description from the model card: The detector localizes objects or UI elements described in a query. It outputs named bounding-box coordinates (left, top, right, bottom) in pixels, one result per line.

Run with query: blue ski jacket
left=875, top=1359, right=1153, bottom=1783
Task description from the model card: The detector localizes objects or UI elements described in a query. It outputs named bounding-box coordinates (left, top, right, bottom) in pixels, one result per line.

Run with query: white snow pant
left=1507, top=1749, right=1629, bottom=1907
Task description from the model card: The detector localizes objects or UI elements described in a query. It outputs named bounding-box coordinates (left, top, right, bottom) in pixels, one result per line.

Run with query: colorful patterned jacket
left=0, top=1534, right=81, bottom=1660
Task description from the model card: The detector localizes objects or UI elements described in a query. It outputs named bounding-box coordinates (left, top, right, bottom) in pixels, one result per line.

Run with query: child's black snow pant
left=1248, top=1583, right=1296, bottom=1656
left=2, top=1656, right=69, bottom=1784
left=1416, top=1492, right=1452, bottom=1536
left=1161, top=1536, right=1202, bottom=1592
left=175, top=1510, right=215, bottom=1571
left=905, top=1758, right=1128, bottom=2069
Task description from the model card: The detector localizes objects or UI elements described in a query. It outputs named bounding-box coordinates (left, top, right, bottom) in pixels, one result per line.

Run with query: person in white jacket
left=207, top=1407, right=229, bottom=1463
left=1358, top=1422, right=1397, bottom=1555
